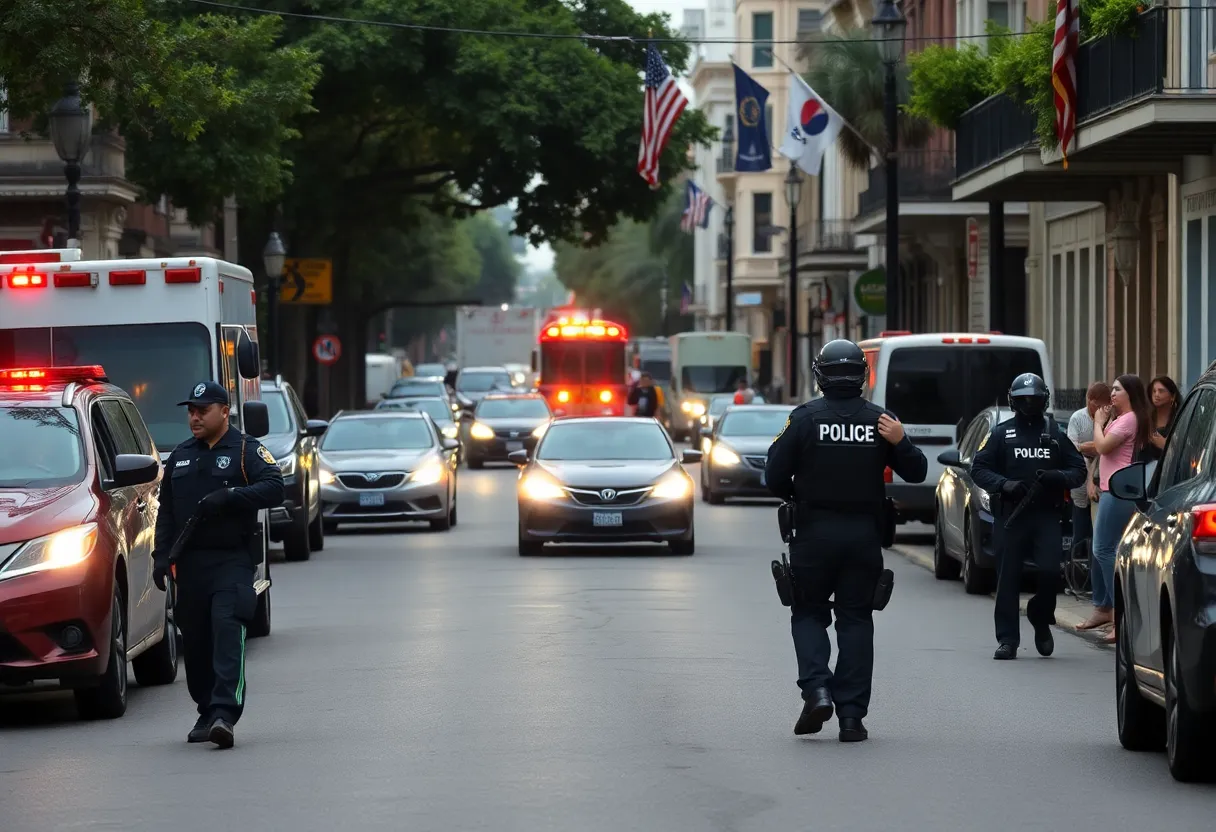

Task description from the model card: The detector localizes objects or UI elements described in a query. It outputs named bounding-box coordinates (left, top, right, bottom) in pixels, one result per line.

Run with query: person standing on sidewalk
left=1142, top=375, right=1180, bottom=462
left=152, top=381, right=284, bottom=748
left=1066, top=383, right=1110, bottom=551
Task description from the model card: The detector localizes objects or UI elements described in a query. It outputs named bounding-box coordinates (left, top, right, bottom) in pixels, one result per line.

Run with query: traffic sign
left=966, top=218, right=980, bottom=281
left=313, top=334, right=342, bottom=365
left=281, top=258, right=333, bottom=304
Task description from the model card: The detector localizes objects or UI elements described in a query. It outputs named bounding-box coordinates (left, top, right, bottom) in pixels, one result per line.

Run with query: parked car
left=699, top=404, right=793, bottom=504
left=0, top=364, right=177, bottom=719
left=260, top=377, right=328, bottom=561
left=933, top=406, right=1074, bottom=594
left=1104, top=374, right=1216, bottom=782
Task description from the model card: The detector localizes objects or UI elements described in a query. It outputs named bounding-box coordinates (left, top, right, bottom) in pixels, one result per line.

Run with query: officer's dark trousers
left=175, top=564, right=252, bottom=724
left=994, top=506, right=1062, bottom=647
left=789, top=512, right=882, bottom=719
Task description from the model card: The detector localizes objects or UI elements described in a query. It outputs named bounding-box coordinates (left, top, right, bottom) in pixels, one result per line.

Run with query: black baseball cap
left=178, top=380, right=230, bottom=407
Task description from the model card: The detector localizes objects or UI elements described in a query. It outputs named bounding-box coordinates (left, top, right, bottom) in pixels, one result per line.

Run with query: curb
left=889, top=543, right=1114, bottom=648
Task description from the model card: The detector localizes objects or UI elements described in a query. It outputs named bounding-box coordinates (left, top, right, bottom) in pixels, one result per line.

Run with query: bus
left=536, top=313, right=629, bottom=416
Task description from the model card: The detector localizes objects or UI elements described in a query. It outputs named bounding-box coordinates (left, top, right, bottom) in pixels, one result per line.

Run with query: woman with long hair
left=1143, top=375, right=1181, bottom=461
left=1080, top=374, right=1152, bottom=642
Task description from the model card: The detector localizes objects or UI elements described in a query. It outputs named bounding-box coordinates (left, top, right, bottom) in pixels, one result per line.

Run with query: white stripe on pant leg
left=235, top=625, right=247, bottom=706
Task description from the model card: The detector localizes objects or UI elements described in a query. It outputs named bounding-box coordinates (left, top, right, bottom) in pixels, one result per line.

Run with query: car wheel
left=961, top=516, right=994, bottom=595
left=669, top=533, right=695, bottom=555
left=1115, top=590, right=1164, bottom=752
left=248, top=587, right=272, bottom=639
left=932, top=510, right=960, bottom=580
left=74, top=585, right=128, bottom=720
left=283, top=505, right=312, bottom=562
left=518, top=523, right=543, bottom=555
left=323, top=520, right=339, bottom=535
left=308, top=498, right=325, bottom=552
left=430, top=502, right=453, bottom=532
left=132, top=589, right=179, bottom=687
left=1165, top=623, right=1215, bottom=781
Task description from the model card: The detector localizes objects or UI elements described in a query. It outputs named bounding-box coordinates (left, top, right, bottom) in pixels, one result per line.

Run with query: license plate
left=359, top=492, right=386, bottom=507
left=593, top=511, right=623, bottom=527
left=506, top=441, right=523, bottom=452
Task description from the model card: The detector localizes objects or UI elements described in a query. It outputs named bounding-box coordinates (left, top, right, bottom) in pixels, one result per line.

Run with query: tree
left=800, top=32, right=931, bottom=169
left=464, top=214, right=522, bottom=306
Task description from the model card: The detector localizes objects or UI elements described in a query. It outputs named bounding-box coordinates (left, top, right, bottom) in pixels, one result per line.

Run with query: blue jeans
left=1091, top=492, right=1136, bottom=609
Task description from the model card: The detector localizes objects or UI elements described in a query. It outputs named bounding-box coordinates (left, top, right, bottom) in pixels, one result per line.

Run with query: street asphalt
left=2, top=464, right=1213, bottom=830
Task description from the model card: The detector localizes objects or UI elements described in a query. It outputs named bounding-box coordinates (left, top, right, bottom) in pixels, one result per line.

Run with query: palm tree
left=801, top=31, right=932, bottom=169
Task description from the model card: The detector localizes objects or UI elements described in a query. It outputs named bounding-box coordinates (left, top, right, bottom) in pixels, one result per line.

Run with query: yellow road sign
left=281, top=258, right=332, bottom=304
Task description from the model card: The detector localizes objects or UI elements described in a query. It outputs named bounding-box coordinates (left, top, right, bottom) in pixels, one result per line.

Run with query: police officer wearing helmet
left=765, top=340, right=927, bottom=741
left=151, top=381, right=284, bottom=748
left=970, top=373, right=1086, bottom=660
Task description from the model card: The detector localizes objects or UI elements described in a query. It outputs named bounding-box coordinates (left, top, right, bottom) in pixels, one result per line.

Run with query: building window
left=1078, top=247, right=1090, bottom=383
left=753, top=13, right=774, bottom=68
left=986, top=1, right=1009, bottom=29
left=765, top=102, right=773, bottom=145
left=1051, top=254, right=1063, bottom=382
left=798, top=9, right=823, bottom=35
left=753, top=192, right=773, bottom=253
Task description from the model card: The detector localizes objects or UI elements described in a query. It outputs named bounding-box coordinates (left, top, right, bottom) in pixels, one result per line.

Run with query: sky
left=518, top=0, right=690, bottom=275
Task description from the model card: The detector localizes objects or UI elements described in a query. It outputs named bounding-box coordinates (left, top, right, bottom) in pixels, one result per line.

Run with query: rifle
left=1003, top=431, right=1059, bottom=529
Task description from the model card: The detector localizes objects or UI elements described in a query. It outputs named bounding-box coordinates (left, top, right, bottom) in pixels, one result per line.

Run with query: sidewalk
left=890, top=541, right=1115, bottom=648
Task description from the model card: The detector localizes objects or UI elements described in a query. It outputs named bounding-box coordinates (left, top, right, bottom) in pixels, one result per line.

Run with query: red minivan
left=0, top=365, right=178, bottom=719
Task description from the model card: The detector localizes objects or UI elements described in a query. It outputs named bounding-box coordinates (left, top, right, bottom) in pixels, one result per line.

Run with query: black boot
left=838, top=717, right=868, bottom=742
left=993, top=643, right=1017, bottom=660
left=208, top=718, right=235, bottom=749
left=1033, top=622, right=1054, bottom=657
left=794, top=688, right=834, bottom=735
left=187, top=715, right=211, bottom=743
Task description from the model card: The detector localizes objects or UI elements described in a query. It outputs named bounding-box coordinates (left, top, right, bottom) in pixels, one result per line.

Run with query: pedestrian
left=765, top=339, right=927, bottom=742
left=1066, top=382, right=1111, bottom=551
left=970, top=373, right=1088, bottom=660
left=152, top=381, right=285, bottom=748
left=1083, top=374, right=1152, bottom=643
left=732, top=377, right=755, bottom=405
left=627, top=372, right=660, bottom=418
left=1143, top=375, right=1181, bottom=462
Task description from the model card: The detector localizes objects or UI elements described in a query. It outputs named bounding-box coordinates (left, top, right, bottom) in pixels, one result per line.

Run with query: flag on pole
left=681, top=181, right=713, bottom=232
left=779, top=73, right=843, bottom=176
left=680, top=282, right=692, bottom=314
left=732, top=64, right=772, bottom=172
left=637, top=44, right=689, bottom=189
left=1051, top=0, right=1080, bottom=169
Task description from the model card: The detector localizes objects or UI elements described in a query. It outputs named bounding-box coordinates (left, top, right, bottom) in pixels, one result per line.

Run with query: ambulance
left=0, top=248, right=276, bottom=636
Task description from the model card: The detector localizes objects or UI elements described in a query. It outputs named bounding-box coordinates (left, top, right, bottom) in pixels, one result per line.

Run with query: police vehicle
left=0, top=248, right=275, bottom=637
left=857, top=331, right=1052, bottom=527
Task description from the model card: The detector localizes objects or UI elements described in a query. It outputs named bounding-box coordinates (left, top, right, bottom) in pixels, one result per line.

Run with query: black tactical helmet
left=813, top=339, right=867, bottom=391
left=1008, top=372, right=1050, bottom=417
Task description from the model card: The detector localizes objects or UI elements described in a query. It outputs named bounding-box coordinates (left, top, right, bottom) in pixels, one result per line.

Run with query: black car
left=260, top=378, right=329, bottom=561
left=934, top=406, right=1073, bottom=594
left=1105, top=376, right=1216, bottom=782
left=511, top=417, right=701, bottom=555
left=698, top=404, right=792, bottom=504
left=464, top=393, right=551, bottom=468
left=453, top=366, right=514, bottom=412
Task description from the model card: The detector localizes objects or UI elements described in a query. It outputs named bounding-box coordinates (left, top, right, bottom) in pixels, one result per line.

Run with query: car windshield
left=320, top=417, right=434, bottom=451
left=0, top=406, right=86, bottom=488
left=708, top=395, right=734, bottom=417
left=476, top=398, right=550, bottom=419
left=720, top=410, right=791, bottom=437
left=398, top=399, right=453, bottom=423
left=681, top=365, right=747, bottom=394
left=537, top=421, right=673, bottom=461
left=458, top=371, right=512, bottom=392
left=414, top=364, right=446, bottom=377
left=388, top=379, right=445, bottom=398
left=261, top=390, right=294, bottom=435
left=640, top=358, right=671, bottom=383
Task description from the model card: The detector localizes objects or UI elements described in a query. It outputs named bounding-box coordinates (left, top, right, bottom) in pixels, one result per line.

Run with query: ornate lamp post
left=872, top=0, right=907, bottom=329
left=48, top=81, right=94, bottom=248
left=784, top=166, right=803, bottom=402
left=263, top=232, right=287, bottom=376
left=723, top=203, right=735, bottom=331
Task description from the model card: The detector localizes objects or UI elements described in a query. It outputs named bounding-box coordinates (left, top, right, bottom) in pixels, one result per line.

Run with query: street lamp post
left=263, top=232, right=287, bottom=376
left=723, top=204, right=734, bottom=331
left=784, top=166, right=803, bottom=403
left=872, top=0, right=907, bottom=331
left=48, top=81, right=93, bottom=248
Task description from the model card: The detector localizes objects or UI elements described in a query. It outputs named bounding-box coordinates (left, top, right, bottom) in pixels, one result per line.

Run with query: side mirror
left=441, top=438, right=460, bottom=451
left=110, top=453, right=160, bottom=488
left=937, top=449, right=962, bottom=467
left=1109, top=462, right=1148, bottom=502
left=681, top=449, right=703, bottom=464
left=242, top=400, right=270, bottom=438
left=507, top=449, right=529, bottom=465
left=236, top=329, right=260, bottom=380
left=303, top=419, right=329, bottom=438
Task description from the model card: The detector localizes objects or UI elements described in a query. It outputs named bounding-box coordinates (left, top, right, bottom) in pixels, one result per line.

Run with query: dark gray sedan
left=699, top=404, right=792, bottom=504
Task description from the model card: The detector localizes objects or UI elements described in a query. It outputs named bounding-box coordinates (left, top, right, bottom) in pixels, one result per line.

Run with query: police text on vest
left=1013, top=447, right=1052, bottom=459
left=819, top=423, right=875, bottom=443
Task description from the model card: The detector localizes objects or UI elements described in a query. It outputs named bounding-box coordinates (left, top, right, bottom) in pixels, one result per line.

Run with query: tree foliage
left=465, top=214, right=522, bottom=306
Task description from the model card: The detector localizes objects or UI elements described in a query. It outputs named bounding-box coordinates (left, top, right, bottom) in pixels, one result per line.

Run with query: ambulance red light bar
left=0, top=252, right=63, bottom=264
left=540, top=319, right=627, bottom=341
left=164, top=267, right=202, bottom=283
left=54, top=272, right=98, bottom=288
left=0, top=366, right=107, bottom=385
left=109, top=269, right=147, bottom=286
left=6, top=271, right=47, bottom=289
left=941, top=336, right=991, bottom=344
left=879, top=330, right=911, bottom=337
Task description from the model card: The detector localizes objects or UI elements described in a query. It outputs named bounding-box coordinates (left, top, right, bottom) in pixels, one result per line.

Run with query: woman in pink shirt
left=1081, top=375, right=1152, bottom=642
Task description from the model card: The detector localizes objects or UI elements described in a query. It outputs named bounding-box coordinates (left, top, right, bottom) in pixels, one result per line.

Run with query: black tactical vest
left=799, top=398, right=887, bottom=511
left=999, top=418, right=1059, bottom=483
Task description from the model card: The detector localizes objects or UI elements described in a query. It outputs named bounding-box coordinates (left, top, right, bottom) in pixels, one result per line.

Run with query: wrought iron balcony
left=955, top=94, right=1036, bottom=179
left=799, top=219, right=859, bottom=253
left=715, top=151, right=735, bottom=174
left=857, top=150, right=954, bottom=217
left=1076, top=7, right=1166, bottom=122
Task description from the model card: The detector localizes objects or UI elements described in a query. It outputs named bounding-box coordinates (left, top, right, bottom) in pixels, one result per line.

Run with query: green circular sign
left=853, top=268, right=886, bottom=316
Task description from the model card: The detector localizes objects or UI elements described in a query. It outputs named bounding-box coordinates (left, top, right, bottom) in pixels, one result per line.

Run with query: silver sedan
left=318, top=410, right=460, bottom=532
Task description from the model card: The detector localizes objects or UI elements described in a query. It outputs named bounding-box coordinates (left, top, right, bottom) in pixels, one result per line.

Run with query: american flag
left=637, top=44, right=688, bottom=189
left=680, top=181, right=713, bottom=232
left=679, top=282, right=692, bottom=314
left=1051, top=0, right=1079, bottom=169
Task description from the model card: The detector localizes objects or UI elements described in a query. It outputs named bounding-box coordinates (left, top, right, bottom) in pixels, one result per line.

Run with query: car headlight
left=711, top=444, right=741, bottom=466
left=978, top=490, right=991, bottom=512
left=441, top=424, right=459, bottom=439
left=278, top=454, right=296, bottom=477
left=651, top=472, right=692, bottom=500
left=521, top=472, right=567, bottom=500
left=689, top=402, right=706, bottom=417
left=470, top=422, right=495, bottom=440
left=320, top=468, right=336, bottom=486
left=0, top=523, right=98, bottom=581
left=451, top=402, right=460, bottom=412
left=411, top=458, right=445, bottom=486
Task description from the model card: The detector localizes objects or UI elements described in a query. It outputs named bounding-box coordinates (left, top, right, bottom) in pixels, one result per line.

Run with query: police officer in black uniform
left=970, top=373, right=1087, bottom=660
left=152, top=381, right=284, bottom=748
left=765, top=340, right=927, bottom=741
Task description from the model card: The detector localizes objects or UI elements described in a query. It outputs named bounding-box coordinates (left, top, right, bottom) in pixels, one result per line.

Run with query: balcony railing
left=955, top=94, right=1036, bottom=179
left=857, top=150, right=954, bottom=217
left=799, top=219, right=859, bottom=253
left=1077, top=7, right=1166, bottom=121
left=715, top=150, right=735, bottom=174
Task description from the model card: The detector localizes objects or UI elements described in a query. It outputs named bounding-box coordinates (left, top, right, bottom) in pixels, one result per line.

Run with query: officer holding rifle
left=765, top=340, right=927, bottom=742
left=970, top=373, right=1087, bottom=661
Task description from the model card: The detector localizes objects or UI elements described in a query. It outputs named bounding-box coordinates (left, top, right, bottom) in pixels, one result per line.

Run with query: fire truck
left=536, top=311, right=629, bottom=417
left=0, top=248, right=276, bottom=636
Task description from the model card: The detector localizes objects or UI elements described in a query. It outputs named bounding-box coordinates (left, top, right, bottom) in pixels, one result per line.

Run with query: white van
left=669, top=332, right=752, bottom=441
left=858, top=332, right=1053, bottom=526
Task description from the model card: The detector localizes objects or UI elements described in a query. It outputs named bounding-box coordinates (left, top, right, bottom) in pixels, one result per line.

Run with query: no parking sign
left=313, top=334, right=342, bottom=365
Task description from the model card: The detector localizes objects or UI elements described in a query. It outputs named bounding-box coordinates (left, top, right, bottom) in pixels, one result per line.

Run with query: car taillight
left=1191, top=504, right=1216, bottom=538
left=7, top=271, right=46, bottom=288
